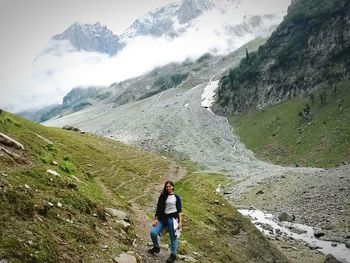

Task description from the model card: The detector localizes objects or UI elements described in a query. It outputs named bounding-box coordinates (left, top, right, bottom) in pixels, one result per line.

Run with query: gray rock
left=178, top=254, right=198, bottom=262
left=106, top=208, right=128, bottom=220
left=47, top=169, right=61, bottom=177
left=256, top=190, right=264, bottom=195
left=0, top=146, right=27, bottom=164
left=101, top=245, right=109, bottom=250
left=116, top=219, right=131, bottom=229
left=314, top=230, right=325, bottom=238
left=0, top=259, right=8, bottom=263
left=278, top=212, right=295, bottom=222
left=62, top=125, right=80, bottom=132
left=113, top=252, right=137, bottom=263
left=324, top=254, right=343, bottom=263
left=0, top=132, right=25, bottom=150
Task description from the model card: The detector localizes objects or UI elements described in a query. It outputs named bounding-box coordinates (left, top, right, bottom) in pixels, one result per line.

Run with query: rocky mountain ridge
left=19, top=87, right=111, bottom=123
left=52, top=22, right=123, bottom=55
left=214, top=0, right=350, bottom=114
left=46, top=0, right=286, bottom=57
left=120, top=0, right=239, bottom=40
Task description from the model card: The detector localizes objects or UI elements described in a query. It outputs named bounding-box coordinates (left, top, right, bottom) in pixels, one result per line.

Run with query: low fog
left=0, top=0, right=290, bottom=113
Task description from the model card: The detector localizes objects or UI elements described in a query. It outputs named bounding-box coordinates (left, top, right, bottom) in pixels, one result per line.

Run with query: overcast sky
left=0, top=0, right=290, bottom=113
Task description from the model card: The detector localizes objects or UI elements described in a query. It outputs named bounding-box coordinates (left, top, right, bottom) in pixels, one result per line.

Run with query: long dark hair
left=161, top=180, right=174, bottom=196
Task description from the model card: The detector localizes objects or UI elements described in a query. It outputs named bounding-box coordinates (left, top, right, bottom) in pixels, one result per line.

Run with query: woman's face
left=165, top=183, right=174, bottom=194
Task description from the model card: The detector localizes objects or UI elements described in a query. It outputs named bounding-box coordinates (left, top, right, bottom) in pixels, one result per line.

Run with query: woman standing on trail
left=148, top=181, right=183, bottom=263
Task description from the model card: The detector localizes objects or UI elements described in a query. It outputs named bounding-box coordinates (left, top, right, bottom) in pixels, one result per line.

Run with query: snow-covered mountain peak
left=119, top=0, right=288, bottom=42
left=52, top=22, right=123, bottom=55
left=120, top=0, right=241, bottom=41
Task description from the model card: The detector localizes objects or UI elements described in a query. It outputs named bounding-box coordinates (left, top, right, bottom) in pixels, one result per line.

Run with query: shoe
left=165, top=253, right=176, bottom=263
left=147, top=247, right=160, bottom=255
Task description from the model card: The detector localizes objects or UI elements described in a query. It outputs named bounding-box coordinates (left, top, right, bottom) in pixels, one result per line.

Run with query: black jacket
left=155, top=194, right=182, bottom=223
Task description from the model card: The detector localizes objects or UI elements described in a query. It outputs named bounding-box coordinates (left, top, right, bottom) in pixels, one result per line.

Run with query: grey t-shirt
left=165, top=194, right=177, bottom=214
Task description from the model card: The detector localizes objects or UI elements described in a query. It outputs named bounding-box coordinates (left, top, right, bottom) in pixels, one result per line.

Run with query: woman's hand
left=152, top=219, right=158, bottom=227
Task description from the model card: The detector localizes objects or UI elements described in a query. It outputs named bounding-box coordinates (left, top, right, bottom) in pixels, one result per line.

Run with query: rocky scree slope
left=45, top=40, right=321, bottom=199
left=44, top=37, right=265, bottom=120
left=214, top=0, right=350, bottom=114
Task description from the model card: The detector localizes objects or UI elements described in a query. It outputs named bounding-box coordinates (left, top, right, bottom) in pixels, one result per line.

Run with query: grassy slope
left=0, top=112, right=290, bottom=262
left=0, top=111, right=169, bottom=263
left=175, top=170, right=289, bottom=263
left=229, top=81, right=350, bottom=168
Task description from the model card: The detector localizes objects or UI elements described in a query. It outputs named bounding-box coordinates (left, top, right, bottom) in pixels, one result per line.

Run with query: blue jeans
left=150, top=217, right=178, bottom=255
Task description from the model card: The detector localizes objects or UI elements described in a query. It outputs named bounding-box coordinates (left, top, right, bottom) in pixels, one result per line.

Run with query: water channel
left=239, top=209, right=350, bottom=263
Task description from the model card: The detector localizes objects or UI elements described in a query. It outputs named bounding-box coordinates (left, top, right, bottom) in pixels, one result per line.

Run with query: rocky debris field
left=231, top=164, right=350, bottom=262
left=232, top=165, right=350, bottom=244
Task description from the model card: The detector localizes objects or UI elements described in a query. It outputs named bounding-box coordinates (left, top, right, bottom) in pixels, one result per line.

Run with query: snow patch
left=201, top=80, right=219, bottom=108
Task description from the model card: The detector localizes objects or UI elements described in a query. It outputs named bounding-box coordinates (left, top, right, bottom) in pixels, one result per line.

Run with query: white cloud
left=0, top=0, right=290, bottom=113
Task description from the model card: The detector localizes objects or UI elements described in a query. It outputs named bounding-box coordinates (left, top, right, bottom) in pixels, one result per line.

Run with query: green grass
left=229, top=81, right=350, bottom=168
left=0, top=112, right=294, bottom=262
left=0, top=111, right=170, bottom=262
left=175, top=172, right=289, bottom=263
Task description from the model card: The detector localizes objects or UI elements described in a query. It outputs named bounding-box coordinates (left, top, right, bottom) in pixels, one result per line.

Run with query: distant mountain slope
left=19, top=87, right=111, bottom=123
left=52, top=22, right=123, bottom=55
left=214, top=0, right=350, bottom=115
left=24, top=37, right=265, bottom=123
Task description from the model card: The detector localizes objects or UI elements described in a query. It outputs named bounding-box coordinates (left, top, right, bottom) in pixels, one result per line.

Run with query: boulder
left=278, top=212, right=295, bottom=222
left=113, top=252, right=137, bottom=263
left=116, top=219, right=131, bottom=230
left=0, top=132, right=25, bottom=150
left=62, top=126, right=80, bottom=132
left=47, top=169, right=61, bottom=177
left=314, top=230, right=325, bottom=238
left=324, top=254, right=342, bottom=263
left=0, top=146, right=28, bottom=164
left=106, top=208, right=127, bottom=220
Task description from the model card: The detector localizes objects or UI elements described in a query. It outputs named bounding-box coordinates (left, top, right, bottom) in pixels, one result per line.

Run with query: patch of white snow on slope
left=201, top=79, right=219, bottom=110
